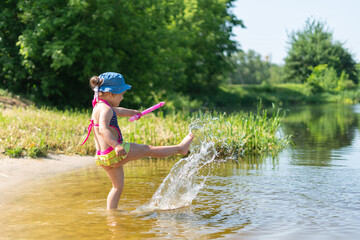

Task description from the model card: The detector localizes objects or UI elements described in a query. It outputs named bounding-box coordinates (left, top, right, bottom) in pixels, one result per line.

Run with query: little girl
left=82, top=72, right=194, bottom=211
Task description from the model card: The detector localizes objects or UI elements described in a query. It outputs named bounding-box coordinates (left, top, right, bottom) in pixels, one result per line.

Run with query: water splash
left=134, top=117, right=220, bottom=212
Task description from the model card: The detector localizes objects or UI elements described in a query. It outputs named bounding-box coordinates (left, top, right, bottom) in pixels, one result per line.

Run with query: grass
left=0, top=106, right=93, bottom=157
left=189, top=104, right=291, bottom=159
left=4, top=147, right=23, bottom=158
left=0, top=103, right=291, bottom=159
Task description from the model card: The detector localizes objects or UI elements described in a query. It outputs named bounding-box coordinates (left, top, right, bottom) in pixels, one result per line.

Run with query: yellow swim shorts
left=95, top=142, right=130, bottom=167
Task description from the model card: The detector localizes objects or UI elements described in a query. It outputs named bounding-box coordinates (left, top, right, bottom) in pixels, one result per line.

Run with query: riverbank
left=0, top=154, right=94, bottom=205
left=0, top=90, right=290, bottom=159
left=211, top=83, right=360, bottom=110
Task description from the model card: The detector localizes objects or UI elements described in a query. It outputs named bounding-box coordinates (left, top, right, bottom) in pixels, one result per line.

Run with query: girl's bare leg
left=103, top=166, right=124, bottom=210
left=121, top=133, right=194, bottom=164
left=102, top=134, right=194, bottom=210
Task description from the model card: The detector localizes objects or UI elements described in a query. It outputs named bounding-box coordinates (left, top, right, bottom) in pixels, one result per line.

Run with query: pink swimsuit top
left=81, top=99, right=124, bottom=155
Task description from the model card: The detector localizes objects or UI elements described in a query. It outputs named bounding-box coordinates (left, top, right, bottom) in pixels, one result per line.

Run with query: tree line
left=1, top=0, right=243, bottom=108
left=2, top=3, right=359, bottom=109
left=229, top=18, right=360, bottom=93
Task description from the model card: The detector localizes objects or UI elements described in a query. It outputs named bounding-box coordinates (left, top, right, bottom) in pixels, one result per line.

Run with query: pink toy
left=129, top=102, right=165, bottom=122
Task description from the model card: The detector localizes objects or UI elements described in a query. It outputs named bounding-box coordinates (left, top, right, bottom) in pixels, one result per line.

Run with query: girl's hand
left=133, top=110, right=142, bottom=119
left=114, top=145, right=127, bottom=157
left=131, top=110, right=142, bottom=121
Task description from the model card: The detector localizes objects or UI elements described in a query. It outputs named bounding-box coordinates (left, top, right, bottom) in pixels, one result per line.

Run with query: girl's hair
left=89, top=76, right=103, bottom=89
left=89, top=76, right=114, bottom=97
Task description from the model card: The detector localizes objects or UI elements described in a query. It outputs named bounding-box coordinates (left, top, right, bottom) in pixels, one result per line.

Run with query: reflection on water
left=1, top=104, right=360, bottom=239
left=283, top=104, right=360, bottom=167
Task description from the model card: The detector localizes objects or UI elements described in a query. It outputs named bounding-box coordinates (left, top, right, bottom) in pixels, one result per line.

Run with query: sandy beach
left=0, top=154, right=94, bottom=202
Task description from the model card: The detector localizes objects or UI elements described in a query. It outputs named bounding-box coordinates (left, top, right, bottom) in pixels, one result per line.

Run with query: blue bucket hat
left=99, top=72, right=131, bottom=94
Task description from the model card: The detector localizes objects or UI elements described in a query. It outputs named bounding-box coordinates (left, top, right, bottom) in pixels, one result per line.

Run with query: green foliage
left=27, top=146, right=47, bottom=158
left=284, top=18, right=358, bottom=84
left=268, top=64, right=285, bottom=84
left=0, top=89, right=12, bottom=97
left=212, top=83, right=360, bottom=110
left=190, top=106, right=291, bottom=159
left=306, top=64, right=356, bottom=93
left=229, top=50, right=285, bottom=85
left=337, top=71, right=356, bottom=91
left=0, top=0, right=27, bottom=91
left=0, top=0, right=243, bottom=108
left=306, top=64, right=337, bottom=93
left=164, top=92, right=203, bottom=111
left=5, top=147, right=23, bottom=158
left=0, top=102, right=290, bottom=159
left=229, top=50, right=272, bottom=84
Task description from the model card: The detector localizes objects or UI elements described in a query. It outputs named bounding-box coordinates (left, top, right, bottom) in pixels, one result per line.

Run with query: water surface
left=1, top=104, right=360, bottom=239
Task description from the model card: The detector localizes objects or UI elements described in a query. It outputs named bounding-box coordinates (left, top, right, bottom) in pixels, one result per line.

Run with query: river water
left=1, top=104, right=360, bottom=239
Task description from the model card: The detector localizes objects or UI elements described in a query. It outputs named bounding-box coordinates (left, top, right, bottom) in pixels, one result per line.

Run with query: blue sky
left=232, top=0, right=360, bottom=65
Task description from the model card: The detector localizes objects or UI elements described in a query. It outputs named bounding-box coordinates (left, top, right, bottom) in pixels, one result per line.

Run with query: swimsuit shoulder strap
left=93, top=98, right=113, bottom=109
left=96, top=99, right=117, bottom=115
left=98, top=99, right=112, bottom=108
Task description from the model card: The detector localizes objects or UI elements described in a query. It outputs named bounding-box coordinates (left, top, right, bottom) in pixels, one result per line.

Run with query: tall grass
left=189, top=105, right=291, bottom=159
left=0, top=104, right=290, bottom=159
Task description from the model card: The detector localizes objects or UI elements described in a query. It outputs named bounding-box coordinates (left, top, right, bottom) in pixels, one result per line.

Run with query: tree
left=0, top=0, right=27, bottom=92
left=284, top=18, right=358, bottom=84
left=1, top=0, right=243, bottom=108
left=180, top=0, right=244, bottom=95
left=14, top=0, right=179, bottom=107
left=268, top=64, right=285, bottom=84
left=229, top=49, right=281, bottom=84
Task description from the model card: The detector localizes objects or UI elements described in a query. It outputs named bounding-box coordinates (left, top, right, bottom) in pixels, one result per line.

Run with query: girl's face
left=112, top=92, right=124, bottom=106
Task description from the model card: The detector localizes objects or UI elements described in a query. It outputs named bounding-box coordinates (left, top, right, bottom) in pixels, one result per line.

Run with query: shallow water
left=1, top=104, right=360, bottom=239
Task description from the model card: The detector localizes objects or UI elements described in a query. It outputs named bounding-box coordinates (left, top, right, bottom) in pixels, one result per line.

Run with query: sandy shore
left=0, top=154, right=94, bottom=197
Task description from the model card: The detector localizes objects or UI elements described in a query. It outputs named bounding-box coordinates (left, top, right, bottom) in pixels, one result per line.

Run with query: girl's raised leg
left=122, top=133, right=194, bottom=164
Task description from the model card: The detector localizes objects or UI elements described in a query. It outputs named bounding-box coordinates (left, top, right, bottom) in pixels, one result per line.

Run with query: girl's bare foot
left=179, top=134, right=194, bottom=155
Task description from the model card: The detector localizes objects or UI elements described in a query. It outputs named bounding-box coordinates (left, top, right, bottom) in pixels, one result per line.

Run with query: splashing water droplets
left=134, top=117, right=220, bottom=213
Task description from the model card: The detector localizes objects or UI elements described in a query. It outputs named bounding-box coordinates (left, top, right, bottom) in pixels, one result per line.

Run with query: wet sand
left=0, top=154, right=94, bottom=202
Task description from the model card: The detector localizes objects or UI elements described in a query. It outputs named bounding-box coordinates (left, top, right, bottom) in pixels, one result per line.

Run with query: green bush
left=337, top=71, right=356, bottom=91
left=306, top=64, right=355, bottom=93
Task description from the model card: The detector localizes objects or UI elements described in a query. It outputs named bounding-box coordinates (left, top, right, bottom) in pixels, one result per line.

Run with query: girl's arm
left=114, top=107, right=141, bottom=117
